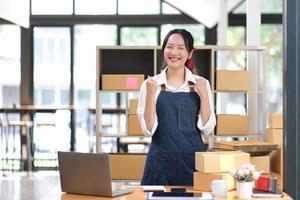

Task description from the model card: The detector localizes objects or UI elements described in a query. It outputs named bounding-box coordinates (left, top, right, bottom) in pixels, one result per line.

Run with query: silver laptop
left=57, top=151, right=134, bottom=197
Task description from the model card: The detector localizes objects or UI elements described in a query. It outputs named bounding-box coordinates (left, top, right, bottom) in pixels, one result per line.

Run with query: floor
left=0, top=171, right=60, bottom=200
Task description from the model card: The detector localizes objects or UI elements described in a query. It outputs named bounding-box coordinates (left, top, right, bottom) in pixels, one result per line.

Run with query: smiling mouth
left=169, top=57, right=181, bottom=62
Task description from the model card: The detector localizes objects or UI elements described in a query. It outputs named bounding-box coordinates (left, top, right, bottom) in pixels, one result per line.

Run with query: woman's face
left=164, top=33, right=191, bottom=70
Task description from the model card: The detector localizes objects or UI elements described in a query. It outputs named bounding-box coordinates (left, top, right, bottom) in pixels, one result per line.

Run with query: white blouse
left=137, top=67, right=216, bottom=137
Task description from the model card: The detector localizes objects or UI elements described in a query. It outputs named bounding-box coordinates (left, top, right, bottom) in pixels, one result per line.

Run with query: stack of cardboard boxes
left=264, top=114, right=283, bottom=174
left=193, top=151, right=250, bottom=191
left=101, top=74, right=147, bottom=180
left=101, top=74, right=144, bottom=90
left=215, top=140, right=273, bottom=174
left=215, top=70, right=272, bottom=174
left=128, top=99, right=143, bottom=136
left=101, top=74, right=144, bottom=136
left=215, top=70, right=250, bottom=136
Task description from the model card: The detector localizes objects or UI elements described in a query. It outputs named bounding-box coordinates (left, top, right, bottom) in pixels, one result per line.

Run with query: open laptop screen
left=58, top=151, right=118, bottom=197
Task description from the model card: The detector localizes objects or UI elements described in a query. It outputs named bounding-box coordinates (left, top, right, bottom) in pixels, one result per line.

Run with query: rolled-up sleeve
left=137, top=81, right=158, bottom=136
left=197, top=80, right=216, bottom=136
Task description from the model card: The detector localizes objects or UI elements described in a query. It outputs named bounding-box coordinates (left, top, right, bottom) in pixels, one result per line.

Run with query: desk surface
left=42, top=185, right=292, bottom=200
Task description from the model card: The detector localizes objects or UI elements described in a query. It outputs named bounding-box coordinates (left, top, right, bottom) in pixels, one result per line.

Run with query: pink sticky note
left=126, top=77, right=138, bottom=89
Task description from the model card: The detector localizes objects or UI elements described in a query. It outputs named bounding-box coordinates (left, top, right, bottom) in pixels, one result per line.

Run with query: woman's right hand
left=146, top=76, right=158, bottom=97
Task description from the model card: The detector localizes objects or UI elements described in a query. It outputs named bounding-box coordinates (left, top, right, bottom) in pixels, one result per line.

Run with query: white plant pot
left=236, top=181, right=254, bottom=199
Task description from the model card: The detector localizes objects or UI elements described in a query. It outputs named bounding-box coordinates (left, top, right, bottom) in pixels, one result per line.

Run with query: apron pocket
left=177, top=105, right=196, bottom=131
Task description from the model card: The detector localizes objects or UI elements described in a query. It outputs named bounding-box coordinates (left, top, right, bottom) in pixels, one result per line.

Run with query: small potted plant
left=232, top=163, right=261, bottom=199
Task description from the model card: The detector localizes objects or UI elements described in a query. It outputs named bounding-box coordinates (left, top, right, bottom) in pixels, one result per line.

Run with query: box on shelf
left=267, top=128, right=283, bottom=173
left=128, top=114, right=144, bottom=136
left=250, top=155, right=270, bottom=174
left=270, top=149, right=283, bottom=174
left=109, top=153, right=146, bottom=180
left=195, top=151, right=250, bottom=173
left=264, top=128, right=283, bottom=146
left=101, top=74, right=144, bottom=90
left=268, top=114, right=283, bottom=129
left=216, top=114, right=249, bottom=135
left=193, top=171, right=235, bottom=191
left=215, top=70, right=251, bottom=91
left=129, top=99, right=138, bottom=114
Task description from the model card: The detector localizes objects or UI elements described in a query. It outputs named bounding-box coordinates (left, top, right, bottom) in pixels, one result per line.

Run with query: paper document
left=142, top=186, right=166, bottom=192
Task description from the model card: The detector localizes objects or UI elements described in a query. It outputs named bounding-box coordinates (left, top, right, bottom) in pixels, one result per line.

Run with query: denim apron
left=141, top=82, right=207, bottom=186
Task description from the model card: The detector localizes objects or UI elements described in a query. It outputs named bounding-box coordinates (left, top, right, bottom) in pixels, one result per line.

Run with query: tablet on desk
left=147, top=191, right=213, bottom=200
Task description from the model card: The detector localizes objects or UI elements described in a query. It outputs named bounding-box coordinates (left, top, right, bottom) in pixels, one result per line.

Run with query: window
left=31, top=0, right=73, bottom=15
left=227, top=26, right=245, bottom=46
left=75, top=0, right=117, bottom=15
left=0, top=25, right=20, bottom=106
left=226, top=26, right=246, bottom=70
left=217, top=24, right=283, bottom=115
left=33, top=27, right=71, bottom=162
left=161, top=24, right=205, bottom=46
left=74, top=25, right=117, bottom=107
left=261, top=24, right=283, bottom=113
left=120, top=27, right=158, bottom=45
left=33, top=27, right=71, bottom=106
left=233, top=0, right=282, bottom=14
left=118, top=0, right=160, bottom=15
left=37, top=88, right=55, bottom=105
left=74, top=25, right=117, bottom=152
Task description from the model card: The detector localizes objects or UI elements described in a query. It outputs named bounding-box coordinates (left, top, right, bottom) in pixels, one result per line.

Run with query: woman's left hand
left=195, top=77, right=208, bottom=99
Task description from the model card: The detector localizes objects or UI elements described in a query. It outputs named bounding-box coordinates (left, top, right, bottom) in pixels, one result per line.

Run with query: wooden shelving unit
left=95, top=45, right=266, bottom=153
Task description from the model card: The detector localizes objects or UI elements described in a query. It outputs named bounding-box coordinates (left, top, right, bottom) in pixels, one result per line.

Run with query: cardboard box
left=215, top=140, right=278, bottom=156
left=129, top=99, right=138, bottom=114
left=195, top=151, right=250, bottom=173
left=270, top=148, right=283, bottom=174
left=264, top=128, right=283, bottom=147
left=216, top=70, right=251, bottom=91
left=128, top=114, right=144, bottom=136
left=216, top=114, right=249, bottom=135
left=268, top=114, right=283, bottom=129
left=193, top=172, right=235, bottom=191
left=101, top=74, right=144, bottom=90
left=250, top=155, right=270, bottom=174
left=109, top=153, right=146, bottom=180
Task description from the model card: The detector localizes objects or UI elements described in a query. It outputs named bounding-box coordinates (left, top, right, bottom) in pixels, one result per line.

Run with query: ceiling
left=164, top=0, right=243, bottom=28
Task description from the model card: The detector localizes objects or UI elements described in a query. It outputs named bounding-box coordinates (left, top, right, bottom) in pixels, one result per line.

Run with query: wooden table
left=42, top=184, right=292, bottom=200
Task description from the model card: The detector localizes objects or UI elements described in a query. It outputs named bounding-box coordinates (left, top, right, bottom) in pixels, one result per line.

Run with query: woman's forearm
left=143, top=93, right=156, bottom=132
left=199, top=95, right=211, bottom=125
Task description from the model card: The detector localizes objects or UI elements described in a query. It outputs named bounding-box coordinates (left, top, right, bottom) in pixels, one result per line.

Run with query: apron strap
left=188, top=81, right=195, bottom=92
left=160, top=82, right=195, bottom=92
left=160, top=84, right=166, bottom=91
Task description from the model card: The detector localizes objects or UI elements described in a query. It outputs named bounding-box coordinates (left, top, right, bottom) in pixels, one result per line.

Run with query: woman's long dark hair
left=161, top=29, right=195, bottom=70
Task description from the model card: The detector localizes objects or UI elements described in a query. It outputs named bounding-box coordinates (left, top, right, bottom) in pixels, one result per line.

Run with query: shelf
left=96, top=45, right=266, bottom=153
left=212, top=46, right=266, bottom=153
left=99, top=90, right=140, bottom=92
left=210, top=45, right=265, bottom=51
left=213, top=90, right=264, bottom=93
left=100, top=134, right=150, bottom=138
left=214, top=134, right=264, bottom=139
